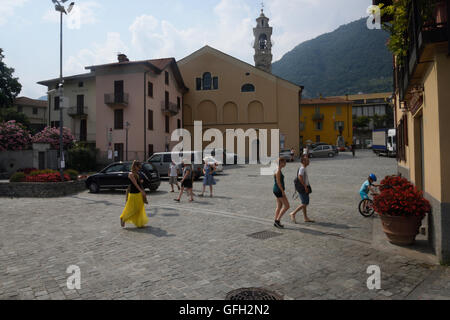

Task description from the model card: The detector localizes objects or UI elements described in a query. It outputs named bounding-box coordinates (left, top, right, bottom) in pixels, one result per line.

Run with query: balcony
left=161, top=101, right=180, bottom=115
left=68, top=106, right=88, bottom=118
left=312, top=113, right=324, bottom=121
left=74, top=133, right=96, bottom=142
left=396, top=0, right=449, bottom=101
left=104, top=93, right=129, bottom=106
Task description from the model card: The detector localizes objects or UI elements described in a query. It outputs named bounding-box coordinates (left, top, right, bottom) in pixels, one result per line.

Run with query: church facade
left=178, top=10, right=304, bottom=157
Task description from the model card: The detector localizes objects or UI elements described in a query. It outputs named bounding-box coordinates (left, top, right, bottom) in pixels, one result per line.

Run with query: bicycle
left=358, top=187, right=379, bottom=218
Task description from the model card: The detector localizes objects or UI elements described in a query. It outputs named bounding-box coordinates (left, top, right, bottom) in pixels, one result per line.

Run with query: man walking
left=168, top=160, right=180, bottom=192
left=289, top=155, right=314, bottom=223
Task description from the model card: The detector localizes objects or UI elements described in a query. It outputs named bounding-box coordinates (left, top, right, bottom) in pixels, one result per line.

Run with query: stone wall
left=0, top=180, right=86, bottom=198
left=0, top=150, right=34, bottom=177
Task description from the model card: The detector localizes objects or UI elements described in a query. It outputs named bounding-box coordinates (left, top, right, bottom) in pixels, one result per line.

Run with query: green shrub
left=29, top=169, right=58, bottom=176
left=10, top=172, right=26, bottom=182
left=67, top=145, right=98, bottom=172
left=64, top=169, right=79, bottom=181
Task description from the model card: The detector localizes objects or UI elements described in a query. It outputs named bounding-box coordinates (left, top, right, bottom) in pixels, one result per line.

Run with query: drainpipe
left=144, top=71, right=148, bottom=161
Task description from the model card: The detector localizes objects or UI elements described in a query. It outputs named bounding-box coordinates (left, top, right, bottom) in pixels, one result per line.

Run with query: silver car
left=280, top=149, right=292, bottom=162
left=309, top=145, right=336, bottom=158
left=147, top=151, right=204, bottom=179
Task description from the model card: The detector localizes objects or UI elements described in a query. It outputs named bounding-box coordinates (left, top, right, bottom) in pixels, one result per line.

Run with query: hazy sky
left=0, top=0, right=370, bottom=98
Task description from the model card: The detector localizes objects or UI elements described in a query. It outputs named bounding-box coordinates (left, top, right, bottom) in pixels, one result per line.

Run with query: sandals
left=290, top=213, right=297, bottom=224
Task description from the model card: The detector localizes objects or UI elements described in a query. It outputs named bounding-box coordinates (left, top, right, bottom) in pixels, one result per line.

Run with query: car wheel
left=89, top=182, right=99, bottom=193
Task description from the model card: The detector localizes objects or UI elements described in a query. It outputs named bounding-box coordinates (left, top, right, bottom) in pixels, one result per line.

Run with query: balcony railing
left=312, top=113, right=324, bottom=121
left=161, top=101, right=180, bottom=115
left=396, top=0, right=449, bottom=101
left=73, top=133, right=96, bottom=142
left=67, top=106, right=88, bottom=117
left=104, top=93, right=129, bottom=106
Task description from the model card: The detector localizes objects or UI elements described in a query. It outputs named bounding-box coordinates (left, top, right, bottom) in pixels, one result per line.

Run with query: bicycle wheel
left=359, top=199, right=375, bottom=217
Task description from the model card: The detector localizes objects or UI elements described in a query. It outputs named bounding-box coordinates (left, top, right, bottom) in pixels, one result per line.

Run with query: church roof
left=178, top=45, right=304, bottom=91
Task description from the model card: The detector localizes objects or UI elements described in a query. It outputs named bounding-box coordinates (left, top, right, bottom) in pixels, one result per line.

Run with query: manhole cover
left=247, top=230, right=282, bottom=240
left=226, top=288, right=283, bottom=300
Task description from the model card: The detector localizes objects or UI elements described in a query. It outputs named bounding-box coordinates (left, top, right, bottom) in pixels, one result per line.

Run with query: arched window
left=258, top=34, right=268, bottom=50
left=202, top=72, right=212, bottom=90
left=241, top=84, right=255, bottom=92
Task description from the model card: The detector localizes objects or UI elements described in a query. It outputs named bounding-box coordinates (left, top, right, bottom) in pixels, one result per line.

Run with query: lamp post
left=125, top=121, right=130, bottom=161
left=52, top=0, right=75, bottom=181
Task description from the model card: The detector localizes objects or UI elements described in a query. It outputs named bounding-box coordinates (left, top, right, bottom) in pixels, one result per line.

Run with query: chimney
left=118, top=53, right=129, bottom=63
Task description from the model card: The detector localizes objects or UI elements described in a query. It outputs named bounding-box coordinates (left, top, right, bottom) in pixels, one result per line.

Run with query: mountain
left=272, top=18, right=393, bottom=98
left=38, top=96, right=47, bottom=101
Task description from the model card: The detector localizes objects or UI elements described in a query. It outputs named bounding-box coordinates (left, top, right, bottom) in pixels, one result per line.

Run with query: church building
left=178, top=8, right=304, bottom=158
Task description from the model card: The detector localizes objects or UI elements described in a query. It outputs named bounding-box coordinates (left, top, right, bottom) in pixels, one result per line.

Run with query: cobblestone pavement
left=0, top=151, right=449, bottom=300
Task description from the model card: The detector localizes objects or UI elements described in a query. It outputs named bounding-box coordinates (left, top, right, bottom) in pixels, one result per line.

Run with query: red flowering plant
left=372, top=175, right=431, bottom=218
left=0, top=120, right=32, bottom=151
left=32, top=126, right=75, bottom=150
left=25, top=173, right=71, bottom=182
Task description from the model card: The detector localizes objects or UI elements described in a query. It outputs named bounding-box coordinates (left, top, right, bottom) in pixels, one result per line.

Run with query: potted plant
left=372, top=175, right=431, bottom=245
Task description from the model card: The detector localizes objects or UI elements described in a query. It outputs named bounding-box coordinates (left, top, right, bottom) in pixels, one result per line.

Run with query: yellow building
left=299, top=97, right=353, bottom=147
left=178, top=45, right=303, bottom=157
left=177, top=10, right=304, bottom=158
left=391, top=0, right=449, bottom=263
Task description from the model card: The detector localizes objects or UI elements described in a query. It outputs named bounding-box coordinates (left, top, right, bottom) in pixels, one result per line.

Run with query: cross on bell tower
left=253, top=3, right=273, bottom=73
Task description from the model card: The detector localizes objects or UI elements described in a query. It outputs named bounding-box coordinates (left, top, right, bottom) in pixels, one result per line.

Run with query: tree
left=353, top=116, right=371, bottom=131
left=32, top=126, right=75, bottom=150
left=373, top=114, right=387, bottom=129
left=0, top=49, right=22, bottom=108
left=0, top=107, right=31, bottom=131
left=0, top=120, right=32, bottom=151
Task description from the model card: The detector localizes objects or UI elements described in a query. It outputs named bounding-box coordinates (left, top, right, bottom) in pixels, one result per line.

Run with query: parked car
left=147, top=151, right=203, bottom=180
left=85, top=162, right=160, bottom=193
left=309, top=145, right=336, bottom=158
left=279, top=149, right=292, bottom=162
left=331, top=145, right=339, bottom=155
left=310, top=142, right=328, bottom=149
left=204, top=148, right=238, bottom=165
left=203, top=155, right=223, bottom=173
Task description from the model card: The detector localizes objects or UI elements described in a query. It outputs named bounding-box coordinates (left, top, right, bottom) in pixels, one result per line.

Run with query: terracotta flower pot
left=379, top=214, right=423, bottom=245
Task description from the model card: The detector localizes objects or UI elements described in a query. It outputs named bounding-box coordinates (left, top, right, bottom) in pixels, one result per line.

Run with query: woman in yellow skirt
left=120, top=160, right=149, bottom=228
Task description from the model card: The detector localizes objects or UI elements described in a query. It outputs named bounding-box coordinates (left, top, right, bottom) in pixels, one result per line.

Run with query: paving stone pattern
left=0, top=151, right=449, bottom=300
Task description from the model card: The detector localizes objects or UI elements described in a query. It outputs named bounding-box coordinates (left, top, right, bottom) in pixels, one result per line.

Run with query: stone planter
left=379, top=214, right=424, bottom=245
left=0, top=179, right=87, bottom=198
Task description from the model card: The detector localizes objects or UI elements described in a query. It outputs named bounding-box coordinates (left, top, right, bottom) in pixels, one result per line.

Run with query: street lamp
left=125, top=121, right=130, bottom=161
left=52, top=0, right=75, bottom=181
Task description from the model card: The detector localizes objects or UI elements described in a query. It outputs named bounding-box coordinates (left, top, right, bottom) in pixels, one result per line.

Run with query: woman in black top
left=174, top=162, right=194, bottom=202
left=120, top=161, right=149, bottom=228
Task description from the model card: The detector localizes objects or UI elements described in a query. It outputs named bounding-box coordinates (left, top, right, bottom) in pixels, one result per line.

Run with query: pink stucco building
left=86, top=54, right=188, bottom=163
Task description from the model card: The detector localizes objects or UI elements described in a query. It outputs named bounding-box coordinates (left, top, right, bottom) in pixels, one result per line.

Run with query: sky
left=0, top=0, right=371, bottom=99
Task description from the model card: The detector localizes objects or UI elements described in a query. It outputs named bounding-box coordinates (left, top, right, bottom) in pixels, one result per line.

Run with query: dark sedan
left=85, top=162, right=160, bottom=193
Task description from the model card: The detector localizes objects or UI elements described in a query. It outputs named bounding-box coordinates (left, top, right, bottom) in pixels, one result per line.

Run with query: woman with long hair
left=273, top=158, right=290, bottom=228
left=120, top=160, right=149, bottom=228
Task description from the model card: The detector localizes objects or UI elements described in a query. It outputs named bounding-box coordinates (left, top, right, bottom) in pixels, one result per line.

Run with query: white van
left=147, top=151, right=204, bottom=179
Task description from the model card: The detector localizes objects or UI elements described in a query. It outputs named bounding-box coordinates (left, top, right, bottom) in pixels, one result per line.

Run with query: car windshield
left=143, top=163, right=154, bottom=171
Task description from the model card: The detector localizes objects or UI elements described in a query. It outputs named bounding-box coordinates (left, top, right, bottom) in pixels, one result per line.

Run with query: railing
left=104, top=93, right=129, bottom=105
left=67, top=106, right=88, bottom=117
left=73, top=133, right=96, bottom=142
left=396, top=0, right=448, bottom=101
left=161, top=101, right=180, bottom=115
left=312, top=113, right=324, bottom=121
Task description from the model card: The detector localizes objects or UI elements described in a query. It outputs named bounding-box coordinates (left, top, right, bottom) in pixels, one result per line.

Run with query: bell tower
left=253, top=4, right=273, bottom=73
